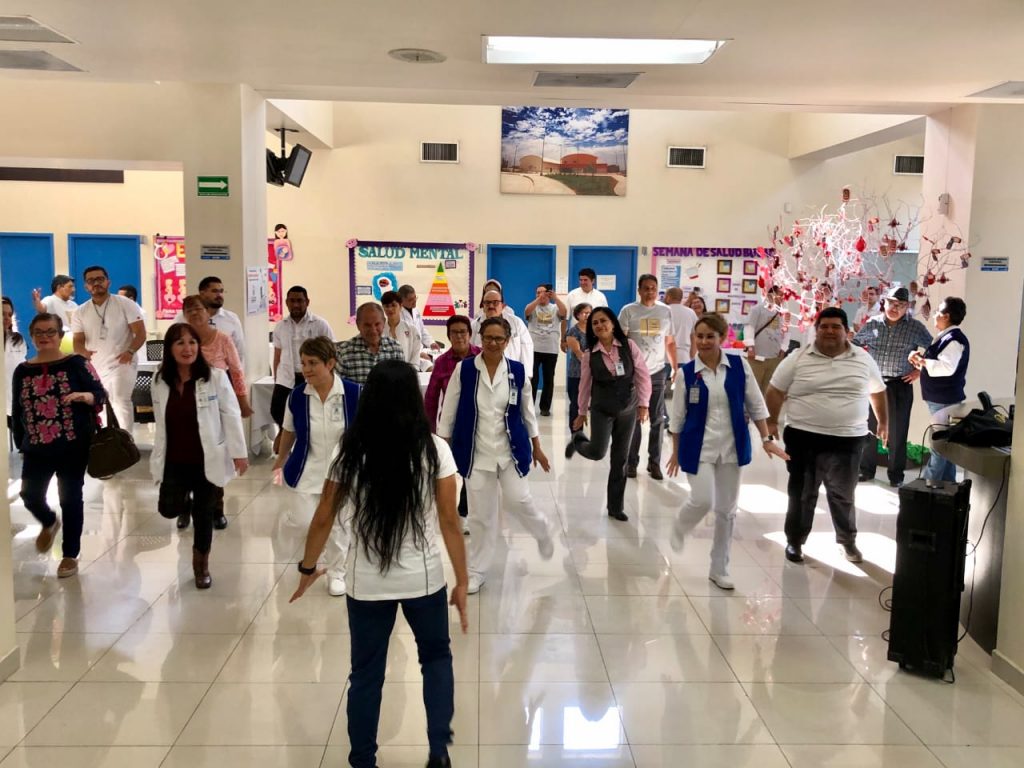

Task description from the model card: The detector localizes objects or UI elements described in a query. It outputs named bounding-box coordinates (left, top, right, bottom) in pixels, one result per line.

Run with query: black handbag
left=88, top=402, right=141, bottom=479
left=933, top=392, right=1013, bottom=449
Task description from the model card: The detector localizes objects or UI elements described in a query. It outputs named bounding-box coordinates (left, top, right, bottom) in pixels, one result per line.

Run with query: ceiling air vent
left=893, top=155, right=924, bottom=176
left=0, top=16, right=75, bottom=44
left=0, top=50, right=81, bottom=71
left=420, top=142, right=459, bottom=164
left=534, top=72, right=640, bottom=88
left=667, top=146, right=706, bottom=169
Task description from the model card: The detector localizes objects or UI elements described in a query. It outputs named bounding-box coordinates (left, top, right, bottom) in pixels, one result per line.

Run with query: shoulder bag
left=88, top=402, right=141, bottom=478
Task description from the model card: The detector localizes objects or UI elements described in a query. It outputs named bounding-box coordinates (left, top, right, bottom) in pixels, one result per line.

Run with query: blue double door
left=568, top=245, right=638, bottom=315
left=0, top=233, right=56, bottom=355
left=67, top=234, right=142, bottom=296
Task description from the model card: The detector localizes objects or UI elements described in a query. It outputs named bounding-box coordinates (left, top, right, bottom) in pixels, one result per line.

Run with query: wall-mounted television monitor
left=283, top=144, right=311, bottom=187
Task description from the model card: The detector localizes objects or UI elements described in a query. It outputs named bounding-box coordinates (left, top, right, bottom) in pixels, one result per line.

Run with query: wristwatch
left=297, top=561, right=317, bottom=575
left=762, top=434, right=775, bottom=443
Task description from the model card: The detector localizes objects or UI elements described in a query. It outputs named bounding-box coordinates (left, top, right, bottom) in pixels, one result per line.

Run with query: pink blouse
left=577, top=338, right=651, bottom=415
left=201, top=331, right=247, bottom=398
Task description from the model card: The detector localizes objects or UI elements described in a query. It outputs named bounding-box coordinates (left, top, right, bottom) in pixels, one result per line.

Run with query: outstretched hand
left=449, top=584, right=469, bottom=633
left=289, top=567, right=327, bottom=602
left=764, top=441, right=790, bottom=461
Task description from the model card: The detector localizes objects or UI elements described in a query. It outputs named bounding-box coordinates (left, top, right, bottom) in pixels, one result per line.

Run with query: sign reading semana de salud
left=348, top=239, right=475, bottom=325
left=197, top=176, right=229, bottom=197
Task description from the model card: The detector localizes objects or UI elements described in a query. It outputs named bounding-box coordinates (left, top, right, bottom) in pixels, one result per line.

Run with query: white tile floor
left=5, top=409, right=1024, bottom=768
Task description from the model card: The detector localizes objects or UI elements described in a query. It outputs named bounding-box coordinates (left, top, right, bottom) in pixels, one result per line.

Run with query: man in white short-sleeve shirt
left=566, top=267, right=609, bottom=316
left=33, top=275, right=78, bottom=331
left=745, top=286, right=790, bottom=395
left=765, top=307, right=888, bottom=566
left=618, top=273, right=677, bottom=480
left=663, top=286, right=697, bottom=363
left=71, top=266, right=146, bottom=429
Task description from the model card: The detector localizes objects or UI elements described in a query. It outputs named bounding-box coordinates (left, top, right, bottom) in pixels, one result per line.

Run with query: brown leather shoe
left=193, top=548, right=212, bottom=589
left=35, top=519, right=61, bottom=553
left=57, top=558, right=78, bottom=578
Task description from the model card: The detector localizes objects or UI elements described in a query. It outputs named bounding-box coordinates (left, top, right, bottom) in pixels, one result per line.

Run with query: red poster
left=267, top=240, right=283, bottom=322
left=154, top=236, right=187, bottom=319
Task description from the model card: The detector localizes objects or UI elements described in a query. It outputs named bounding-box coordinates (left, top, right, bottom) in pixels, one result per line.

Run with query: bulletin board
left=651, top=246, right=769, bottom=322
left=348, top=239, right=474, bottom=324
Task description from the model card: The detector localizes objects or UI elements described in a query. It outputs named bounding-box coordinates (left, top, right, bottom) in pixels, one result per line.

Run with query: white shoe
left=467, top=574, right=484, bottom=594
left=461, top=516, right=470, bottom=535
left=709, top=573, right=735, bottom=590
left=537, top=536, right=554, bottom=560
left=327, top=571, right=346, bottom=597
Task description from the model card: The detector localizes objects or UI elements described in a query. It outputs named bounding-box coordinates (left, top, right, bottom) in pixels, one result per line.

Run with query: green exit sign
left=197, top=176, right=229, bottom=196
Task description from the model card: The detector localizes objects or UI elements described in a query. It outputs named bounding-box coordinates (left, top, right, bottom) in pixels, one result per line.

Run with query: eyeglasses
left=481, top=335, right=508, bottom=344
left=84, top=276, right=108, bottom=285
left=31, top=329, right=60, bottom=339
left=482, top=300, right=502, bottom=308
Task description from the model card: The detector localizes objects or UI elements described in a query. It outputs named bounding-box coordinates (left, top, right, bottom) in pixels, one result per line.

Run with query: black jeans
left=784, top=426, right=861, bottom=546
left=567, top=376, right=581, bottom=432
left=532, top=352, right=559, bottom=413
left=346, top=587, right=454, bottom=768
left=628, top=365, right=668, bottom=468
left=575, top=404, right=637, bottom=514
left=158, top=462, right=217, bottom=553
left=20, top=442, right=90, bottom=558
left=860, top=377, right=913, bottom=483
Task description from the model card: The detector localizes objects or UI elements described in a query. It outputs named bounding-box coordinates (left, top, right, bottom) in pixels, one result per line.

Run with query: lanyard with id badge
left=327, top=395, right=345, bottom=424
left=507, top=372, right=518, bottom=406
left=689, top=373, right=703, bottom=405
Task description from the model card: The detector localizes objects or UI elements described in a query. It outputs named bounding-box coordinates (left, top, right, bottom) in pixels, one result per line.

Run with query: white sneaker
left=537, top=536, right=554, bottom=560
left=461, top=516, right=470, bottom=535
left=327, top=571, right=346, bottom=597
left=709, top=573, right=735, bottom=590
left=467, top=574, right=484, bottom=594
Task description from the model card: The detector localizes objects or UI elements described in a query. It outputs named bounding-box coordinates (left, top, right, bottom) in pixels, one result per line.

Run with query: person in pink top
left=564, top=307, right=651, bottom=521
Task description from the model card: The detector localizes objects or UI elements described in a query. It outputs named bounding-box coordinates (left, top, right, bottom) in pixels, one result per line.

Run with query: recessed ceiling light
left=483, top=36, right=727, bottom=65
left=388, top=48, right=446, bottom=64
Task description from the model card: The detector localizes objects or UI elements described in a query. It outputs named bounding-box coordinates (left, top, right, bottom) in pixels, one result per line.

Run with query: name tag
left=509, top=387, right=518, bottom=406
left=98, top=325, right=109, bottom=341
left=614, top=360, right=625, bottom=376
left=689, top=386, right=701, bottom=405
left=328, top=399, right=345, bottom=423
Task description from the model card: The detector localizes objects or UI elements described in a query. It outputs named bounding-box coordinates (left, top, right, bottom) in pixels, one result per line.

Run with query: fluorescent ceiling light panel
left=484, top=36, right=726, bottom=65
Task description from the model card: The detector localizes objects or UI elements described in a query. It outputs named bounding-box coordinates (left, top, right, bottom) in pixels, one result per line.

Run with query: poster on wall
left=650, top=246, right=770, bottom=321
left=347, top=239, right=474, bottom=324
left=500, top=107, right=629, bottom=197
left=153, top=235, right=187, bottom=320
left=266, top=240, right=284, bottom=322
left=246, top=266, right=268, bottom=316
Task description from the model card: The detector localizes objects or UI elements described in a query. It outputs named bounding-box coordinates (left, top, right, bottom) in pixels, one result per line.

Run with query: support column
left=0, top=276, right=16, bottom=678
left=181, top=84, right=269, bottom=383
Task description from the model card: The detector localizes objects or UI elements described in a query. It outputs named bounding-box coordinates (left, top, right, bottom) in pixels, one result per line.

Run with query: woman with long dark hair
left=565, top=307, right=651, bottom=521
left=3, top=296, right=27, bottom=421
left=291, top=359, right=468, bottom=768
left=12, top=312, right=106, bottom=578
left=151, top=323, right=248, bottom=588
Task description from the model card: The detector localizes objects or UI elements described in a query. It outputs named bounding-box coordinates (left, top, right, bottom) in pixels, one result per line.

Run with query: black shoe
left=213, top=515, right=228, bottom=530
left=785, top=544, right=804, bottom=563
left=842, top=542, right=863, bottom=563
left=176, top=513, right=190, bottom=530
left=426, top=755, right=452, bottom=768
left=540, top=410, right=551, bottom=417
left=565, top=436, right=577, bottom=460
left=888, top=475, right=904, bottom=488
left=857, top=472, right=874, bottom=482
left=608, top=509, right=629, bottom=522
left=647, top=462, right=663, bottom=481
left=626, top=466, right=638, bottom=479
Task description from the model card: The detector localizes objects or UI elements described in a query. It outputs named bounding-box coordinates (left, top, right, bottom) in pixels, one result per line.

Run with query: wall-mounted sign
left=200, top=244, right=231, bottom=260
left=197, top=176, right=229, bottom=196
left=980, top=256, right=1009, bottom=272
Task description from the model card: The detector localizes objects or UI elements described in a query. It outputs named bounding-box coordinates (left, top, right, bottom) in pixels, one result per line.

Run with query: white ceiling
left=4, top=0, right=1024, bottom=113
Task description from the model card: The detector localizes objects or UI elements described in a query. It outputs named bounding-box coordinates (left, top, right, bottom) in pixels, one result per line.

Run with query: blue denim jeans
left=346, top=587, right=454, bottom=768
left=923, top=400, right=958, bottom=482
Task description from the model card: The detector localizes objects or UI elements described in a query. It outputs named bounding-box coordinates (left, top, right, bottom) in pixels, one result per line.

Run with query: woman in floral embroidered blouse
left=11, top=312, right=106, bottom=579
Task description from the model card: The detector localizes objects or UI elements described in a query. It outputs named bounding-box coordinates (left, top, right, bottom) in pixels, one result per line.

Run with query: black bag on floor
left=88, top=403, right=141, bottom=479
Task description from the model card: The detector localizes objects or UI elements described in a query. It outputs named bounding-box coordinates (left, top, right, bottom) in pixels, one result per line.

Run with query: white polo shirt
left=667, top=303, right=697, bottom=361
left=342, top=435, right=457, bottom=600
left=282, top=375, right=346, bottom=495
left=567, top=286, right=608, bottom=314
left=41, top=294, right=78, bottom=330
left=436, top=354, right=540, bottom=473
left=70, top=294, right=144, bottom=376
left=769, top=343, right=885, bottom=437
left=273, top=311, right=335, bottom=387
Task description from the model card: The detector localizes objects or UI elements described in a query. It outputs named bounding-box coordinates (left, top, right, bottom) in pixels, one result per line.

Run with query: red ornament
left=855, top=236, right=867, bottom=252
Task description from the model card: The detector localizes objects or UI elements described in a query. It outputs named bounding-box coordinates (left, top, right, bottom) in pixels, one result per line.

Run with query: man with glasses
left=853, top=286, right=932, bottom=487
left=71, top=265, right=146, bottom=430
left=471, top=289, right=533, bottom=374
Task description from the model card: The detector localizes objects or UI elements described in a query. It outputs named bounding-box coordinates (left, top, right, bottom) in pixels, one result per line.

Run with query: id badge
left=509, top=387, right=519, bottom=406
left=99, top=325, right=109, bottom=341
left=328, top=399, right=345, bottom=423
left=614, top=360, right=625, bottom=376
left=689, top=386, right=701, bottom=405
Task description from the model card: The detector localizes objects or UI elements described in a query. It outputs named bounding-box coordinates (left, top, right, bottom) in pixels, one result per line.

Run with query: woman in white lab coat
left=151, top=323, right=248, bottom=588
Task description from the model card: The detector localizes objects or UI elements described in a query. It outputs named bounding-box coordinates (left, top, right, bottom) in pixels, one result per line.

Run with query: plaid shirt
left=335, top=335, right=404, bottom=384
left=853, top=314, right=932, bottom=379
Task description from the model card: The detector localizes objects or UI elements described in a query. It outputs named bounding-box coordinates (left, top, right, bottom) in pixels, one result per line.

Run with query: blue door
left=485, top=244, right=556, bottom=320
left=0, top=232, right=56, bottom=355
left=68, top=234, right=142, bottom=296
left=568, top=245, right=638, bottom=315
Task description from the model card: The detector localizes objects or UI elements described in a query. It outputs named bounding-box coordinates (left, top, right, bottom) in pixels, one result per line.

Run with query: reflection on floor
left=4, top=410, right=1024, bottom=768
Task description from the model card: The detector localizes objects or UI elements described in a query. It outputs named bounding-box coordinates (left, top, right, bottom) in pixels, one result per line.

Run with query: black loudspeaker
left=887, top=478, right=971, bottom=678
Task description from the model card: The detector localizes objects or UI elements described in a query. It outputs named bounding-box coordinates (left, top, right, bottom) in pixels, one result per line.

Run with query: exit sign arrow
left=197, top=176, right=229, bottom=196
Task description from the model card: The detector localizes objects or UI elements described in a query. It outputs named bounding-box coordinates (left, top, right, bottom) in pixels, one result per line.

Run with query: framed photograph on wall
left=741, top=299, right=757, bottom=315
left=742, top=278, right=757, bottom=294
left=715, top=298, right=731, bottom=314
left=717, top=259, right=733, bottom=275
left=716, top=277, right=732, bottom=293
left=743, top=260, right=757, bottom=276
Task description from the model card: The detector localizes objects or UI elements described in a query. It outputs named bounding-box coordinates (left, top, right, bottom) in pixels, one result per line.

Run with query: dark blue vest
left=678, top=355, right=751, bottom=474
left=920, top=327, right=970, bottom=405
left=282, top=376, right=359, bottom=488
left=451, top=357, right=532, bottom=478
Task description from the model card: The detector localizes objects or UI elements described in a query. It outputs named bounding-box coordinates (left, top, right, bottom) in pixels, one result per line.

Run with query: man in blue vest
left=766, top=308, right=888, bottom=564
left=909, top=297, right=970, bottom=482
